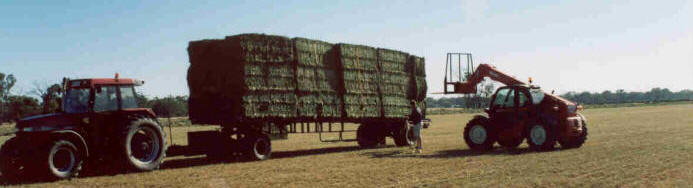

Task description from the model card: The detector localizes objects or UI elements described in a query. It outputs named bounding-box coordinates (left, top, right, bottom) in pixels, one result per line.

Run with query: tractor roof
left=68, top=78, right=143, bottom=88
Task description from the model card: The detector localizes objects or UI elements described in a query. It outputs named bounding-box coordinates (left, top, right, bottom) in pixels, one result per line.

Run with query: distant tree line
left=426, top=88, right=693, bottom=108
left=2, top=71, right=691, bottom=122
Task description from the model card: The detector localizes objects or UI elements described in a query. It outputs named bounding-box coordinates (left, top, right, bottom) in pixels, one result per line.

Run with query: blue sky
left=1, top=0, right=691, bottom=98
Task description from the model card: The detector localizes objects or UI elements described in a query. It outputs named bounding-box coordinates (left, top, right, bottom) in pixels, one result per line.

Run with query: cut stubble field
left=6, top=104, right=693, bottom=187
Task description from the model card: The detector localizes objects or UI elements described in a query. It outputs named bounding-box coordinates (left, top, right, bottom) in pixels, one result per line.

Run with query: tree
left=32, top=82, right=63, bottom=114
left=149, top=96, right=188, bottom=117
left=4, top=95, right=40, bottom=121
left=0, top=73, right=17, bottom=122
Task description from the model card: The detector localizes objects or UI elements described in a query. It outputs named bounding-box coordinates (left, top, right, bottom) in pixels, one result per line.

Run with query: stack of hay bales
left=187, top=34, right=296, bottom=123
left=337, top=44, right=382, bottom=119
left=187, top=33, right=426, bottom=124
left=408, top=55, right=427, bottom=101
left=377, top=49, right=412, bottom=118
left=294, top=38, right=342, bottom=120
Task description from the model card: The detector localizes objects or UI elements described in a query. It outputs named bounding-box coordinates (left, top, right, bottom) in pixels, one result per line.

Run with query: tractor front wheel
left=463, top=117, right=496, bottom=151
left=37, top=139, right=83, bottom=179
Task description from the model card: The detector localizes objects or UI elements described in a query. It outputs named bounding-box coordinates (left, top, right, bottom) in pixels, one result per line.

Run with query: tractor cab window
left=94, top=85, right=118, bottom=112
left=120, top=86, right=138, bottom=109
left=492, top=88, right=515, bottom=108
left=518, top=90, right=530, bottom=107
left=504, top=89, right=516, bottom=107
left=529, top=88, right=545, bottom=105
left=63, top=88, right=90, bottom=114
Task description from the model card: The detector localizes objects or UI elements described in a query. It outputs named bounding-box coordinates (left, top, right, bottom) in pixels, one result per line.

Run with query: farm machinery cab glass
left=62, top=79, right=141, bottom=114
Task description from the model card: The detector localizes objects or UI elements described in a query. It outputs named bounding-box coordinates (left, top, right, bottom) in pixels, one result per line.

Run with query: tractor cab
left=62, top=76, right=146, bottom=115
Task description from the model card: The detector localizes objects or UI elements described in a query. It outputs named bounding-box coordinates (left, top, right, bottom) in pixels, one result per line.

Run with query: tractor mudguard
left=51, top=130, right=89, bottom=158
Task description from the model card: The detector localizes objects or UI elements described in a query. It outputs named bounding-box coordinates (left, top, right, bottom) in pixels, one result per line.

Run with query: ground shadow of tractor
left=361, top=147, right=557, bottom=159
left=0, top=145, right=363, bottom=186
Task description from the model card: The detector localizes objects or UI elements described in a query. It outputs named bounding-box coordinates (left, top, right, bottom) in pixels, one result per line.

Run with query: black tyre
left=559, top=117, right=588, bottom=149
left=463, top=117, right=496, bottom=151
left=242, top=132, right=271, bottom=161
left=357, top=124, right=385, bottom=148
left=393, top=123, right=415, bottom=147
left=498, top=137, right=523, bottom=149
left=36, top=139, right=82, bottom=179
left=526, top=124, right=557, bottom=151
left=0, top=137, right=27, bottom=180
left=121, top=118, right=167, bottom=171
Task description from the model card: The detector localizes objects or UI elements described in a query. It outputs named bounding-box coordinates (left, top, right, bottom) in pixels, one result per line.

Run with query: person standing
left=410, top=100, right=423, bottom=153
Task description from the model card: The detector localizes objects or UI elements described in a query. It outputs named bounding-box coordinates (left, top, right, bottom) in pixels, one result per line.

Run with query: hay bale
left=187, top=34, right=297, bottom=124
left=294, top=38, right=343, bottom=119
left=337, top=44, right=382, bottom=119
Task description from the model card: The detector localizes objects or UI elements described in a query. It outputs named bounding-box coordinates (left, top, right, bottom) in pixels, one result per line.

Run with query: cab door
left=89, top=85, right=120, bottom=149
left=489, top=87, right=517, bottom=129
left=516, top=89, right=533, bottom=133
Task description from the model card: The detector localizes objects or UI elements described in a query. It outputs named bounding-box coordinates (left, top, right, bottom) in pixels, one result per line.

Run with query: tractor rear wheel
left=0, top=137, right=28, bottom=181
left=120, top=118, right=167, bottom=171
left=393, top=123, right=415, bottom=147
left=463, top=117, right=496, bottom=151
left=527, top=124, right=557, bottom=151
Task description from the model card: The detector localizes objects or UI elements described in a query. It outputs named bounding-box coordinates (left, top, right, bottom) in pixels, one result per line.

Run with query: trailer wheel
left=357, top=124, right=385, bottom=148
left=393, top=123, right=415, bottom=147
left=0, top=137, right=27, bottom=181
left=463, top=117, right=496, bottom=151
left=36, top=139, right=83, bottom=179
left=120, top=118, right=167, bottom=171
left=242, top=132, right=271, bottom=161
left=527, top=124, right=557, bottom=151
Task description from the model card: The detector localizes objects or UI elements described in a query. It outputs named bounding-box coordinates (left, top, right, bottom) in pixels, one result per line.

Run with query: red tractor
left=0, top=75, right=167, bottom=180
left=443, top=53, right=587, bottom=151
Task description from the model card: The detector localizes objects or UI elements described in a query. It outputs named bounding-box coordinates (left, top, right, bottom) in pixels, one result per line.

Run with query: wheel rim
left=406, top=126, right=415, bottom=143
left=530, top=125, right=547, bottom=145
left=469, top=125, right=487, bottom=144
left=129, top=126, right=161, bottom=164
left=51, top=146, right=75, bottom=173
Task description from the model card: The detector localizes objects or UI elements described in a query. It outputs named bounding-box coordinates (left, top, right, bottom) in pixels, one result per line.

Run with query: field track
left=3, top=104, right=692, bottom=187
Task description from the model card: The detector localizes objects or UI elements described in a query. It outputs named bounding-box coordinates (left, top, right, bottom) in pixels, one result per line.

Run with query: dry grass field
left=2, top=104, right=692, bottom=187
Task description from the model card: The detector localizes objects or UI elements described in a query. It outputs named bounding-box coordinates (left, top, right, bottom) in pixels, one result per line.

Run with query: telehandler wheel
left=498, top=138, right=523, bottom=149
left=527, top=124, right=557, bottom=151
left=393, top=123, right=415, bottom=147
left=560, top=121, right=588, bottom=149
left=242, top=132, right=271, bottom=161
left=36, top=139, right=83, bottom=179
left=121, top=118, right=167, bottom=171
left=463, top=117, right=496, bottom=151
left=0, top=137, right=28, bottom=181
left=357, top=124, right=385, bottom=148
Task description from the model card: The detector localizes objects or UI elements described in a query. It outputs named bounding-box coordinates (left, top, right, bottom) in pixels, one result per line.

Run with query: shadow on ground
left=361, top=147, right=557, bottom=159
left=0, top=145, right=363, bottom=186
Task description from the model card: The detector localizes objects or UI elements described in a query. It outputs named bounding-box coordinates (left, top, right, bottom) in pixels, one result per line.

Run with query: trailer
left=181, top=34, right=430, bottom=160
